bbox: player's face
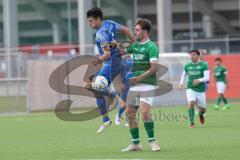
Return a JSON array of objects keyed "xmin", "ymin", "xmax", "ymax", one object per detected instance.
[
  {"xmin": 190, "ymin": 52, "xmax": 200, "ymax": 63},
  {"xmin": 87, "ymin": 17, "xmax": 101, "ymax": 29},
  {"xmin": 134, "ymin": 25, "xmax": 144, "ymax": 41},
  {"xmin": 215, "ymin": 60, "xmax": 221, "ymax": 66}
]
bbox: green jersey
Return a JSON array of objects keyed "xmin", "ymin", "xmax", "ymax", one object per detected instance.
[
  {"xmin": 127, "ymin": 40, "xmax": 159, "ymax": 85},
  {"xmin": 214, "ymin": 65, "xmax": 227, "ymax": 83},
  {"xmin": 184, "ymin": 61, "xmax": 209, "ymax": 92}
]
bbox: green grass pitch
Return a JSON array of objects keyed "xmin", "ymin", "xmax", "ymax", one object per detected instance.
[{"xmin": 0, "ymin": 104, "xmax": 239, "ymax": 160}]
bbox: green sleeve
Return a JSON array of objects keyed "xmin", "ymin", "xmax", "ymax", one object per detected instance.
[
  {"xmin": 184, "ymin": 64, "xmax": 188, "ymax": 73},
  {"xmin": 126, "ymin": 44, "xmax": 134, "ymax": 53},
  {"xmin": 223, "ymin": 67, "xmax": 227, "ymax": 75},
  {"xmin": 203, "ymin": 62, "xmax": 209, "ymax": 70},
  {"xmin": 148, "ymin": 43, "xmax": 159, "ymax": 61}
]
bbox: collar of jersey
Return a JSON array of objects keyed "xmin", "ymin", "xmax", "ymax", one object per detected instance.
[
  {"xmin": 138, "ymin": 39, "xmax": 150, "ymax": 45},
  {"xmin": 191, "ymin": 60, "xmax": 200, "ymax": 64}
]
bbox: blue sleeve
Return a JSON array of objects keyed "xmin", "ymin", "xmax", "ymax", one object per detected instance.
[
  {"xmin": 108, "ymin": 20, "xmax": 124, "ymax": 32},
  {"xmin": 96, "ymin": 30, "xmax": 113, "ymax": 44}
]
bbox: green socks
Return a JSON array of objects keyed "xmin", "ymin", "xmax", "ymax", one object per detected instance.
[
  {"xmin": 130, "ymin": 128, "xmax": 140, "ymax": 144},
  {"xmin": 130, "ymin": 122, "xmax": 156, "ymax": 144},
  {"xmin": 222, "ymin": 97, "xmax": 228, "ymax": 104},
  {"xmin": 217, "ymin": 96, "xmax": 228, "ymax": 105},
  {"xmin": 217, "ymin": 97, "xmax": 222, "ymax": 106},
  {"xmin": 188, "ymin": 108, "xmax": 195, "ymax": 124},
  {"xmin": 144, "ymin": 121, "xmax": 155, "ymax": 142},
  {"xmin": 199, "ymin": 109, "xmax": 205, "ymax": 116}
]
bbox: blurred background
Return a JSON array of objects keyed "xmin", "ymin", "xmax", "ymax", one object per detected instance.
[{"xmin": 0, "ymin": 0, "xmax": 239, "ymax": 114}]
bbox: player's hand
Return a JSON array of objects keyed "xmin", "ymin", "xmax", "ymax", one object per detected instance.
[
  {"xmin": 193, "ymin": 79, "xmax": 200, "ymax": 86},
  {"xmin": 91, "ymin": 59, "xmax": 102, "ymax": 66},
  {"xmin": 119, "ymin": 48, "xmax": 126, "ymax": 55},
  {"xmin": 178, "ymin": 84, "xmax": 184, "ymax": 90},
  {"xmin": 129, "ymin": 77, "xmax": 140, "ymax": 86}
]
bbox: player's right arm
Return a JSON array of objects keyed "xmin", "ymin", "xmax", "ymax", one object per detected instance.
[
  {"xmin": 178, "ymin": 70, "xmax": 187, "ymax": 89},
  {"xmin": 91, "ymin": 31, "xmax": 112, "ymax": 66}
]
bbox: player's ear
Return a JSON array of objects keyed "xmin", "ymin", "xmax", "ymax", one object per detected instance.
[{"xmin": 143, "ymin": 30, "xmax": 148, "ymax": 35}]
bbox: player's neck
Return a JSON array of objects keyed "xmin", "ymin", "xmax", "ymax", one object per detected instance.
[
  {"xmin": 96, "ymin": 21, "xmax": 103, "ymax": 29},
  {"xmin": 192, "ymin": 60, "xmax": 200, "ymax": 64},
  {"xmin": 139, "ymin": 35, "xmax": 150, "ymax": 43}
]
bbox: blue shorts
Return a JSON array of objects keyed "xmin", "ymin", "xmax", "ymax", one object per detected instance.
[{"xmin": 96, "ymin": 62, "xmax": 122, "ymax": 85}]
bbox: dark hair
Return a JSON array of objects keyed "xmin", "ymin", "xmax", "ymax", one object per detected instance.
[
  {"xmin": 189, "ymin": 49, "xmax": 200, "ymax": 55},
  {"xmin": 87, "ymin": 7, "xmax": 103, "ymax": 20},
  {"xmin": 135, "ymin": 19, "xmax": 152, "ymax": 33},
  {"xmin": 215, "ymin": 57, "xmax": 222, "ymax": 62}
]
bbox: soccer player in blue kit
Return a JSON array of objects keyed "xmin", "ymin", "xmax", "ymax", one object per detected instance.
[
  {"xmin": 86, "ymin": 7, "xmax": 134, "ymax": 134},
  {"xmin": 115, "ymin": 55, "xmax": 133, "ymax": 127}
]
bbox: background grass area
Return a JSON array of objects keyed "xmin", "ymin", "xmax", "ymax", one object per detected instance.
[{"xmin": 0, "ymin": 104, "xmax": 239, "ymax": 160}]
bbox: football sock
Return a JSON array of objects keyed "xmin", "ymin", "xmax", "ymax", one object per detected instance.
[
  {"xmin": 144, "ymin": 121, "xmax": 155, "ymax": 142},
  {"xmin": 222, "ymin": 97, "xmax": 228, "ymax": 104},
  {"xmin": 117, "ymin": 105, "xmax": 125, "ymax": 118},
  {"xmin": 102, "ymin": 116, "xmax": 110, "ymax": 123},
  {"xmin": 199, "ymin": 110, "xmax": 205, "ymax": 116},
  {"xmin": 96, "ymin": 98, "xmax": 108, "ymax": 116},
  {"xmin": 188, "ymin": 108, "xmax": 195, "ymax": 124},
  {"xmin": 217, "ymin": 96, "xmax": 222, "ymax": 105},
  {"xmin": 130, "ymin": 128, "xmax": 140, "ymax": 144}
]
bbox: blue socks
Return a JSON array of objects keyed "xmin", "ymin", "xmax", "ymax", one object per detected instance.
[{"xmin": 117, "ymin": 105, "xmax": 125, "ymax": 118}]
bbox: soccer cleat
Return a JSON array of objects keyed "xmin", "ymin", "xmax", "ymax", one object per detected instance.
[
  {"xmin": 222, "ymin": 104, "xmax": 230, "ymax": 110},
  {"xmin": 96, "ymin": 120, "xmax": 112, "ymax": 134},
  {"xmin": 199, "ymin": 115, "xmax": 205, "ymax": 124},
  {"xmin": 189, "ymin": 123, "xmax": 195, "ymax": 129},
  {"xmin": 115, "ymin": 114, "xmax": 121, "ymax": 125},
  {"xmin": 150, "ymin": 141, "xmax": 160, "ymax": 151},
  {"xmin": 213, "ymin": 105, "xmax": 219, "ymax": 110},
  {"xmin": 121, "ymin": 143, "xmax": 143, "ymax": 152}
]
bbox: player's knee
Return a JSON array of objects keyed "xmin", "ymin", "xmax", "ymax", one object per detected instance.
[
  {"xmin": 126, "ymin": 107, "xmax": 137, "ymax": 121},
  {"xmin": 188, "ymin": 102, "xmax": 195, "ymax": 108}
]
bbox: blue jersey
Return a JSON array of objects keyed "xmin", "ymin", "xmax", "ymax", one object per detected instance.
[{"xmin": 95, "ymin": 20, "xmax": 123, "ymax": 84}]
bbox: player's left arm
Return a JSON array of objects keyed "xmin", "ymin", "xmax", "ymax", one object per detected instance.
[
  {"xmin": 130, "ymin": 61, "xmax": 158, "ymax": 86},
  {"xmin": 193, "ymin": 64, "xmax": 210, "ymax": 86},
  {"xmin": 224, "ymin": 67, "xmax": 229, "ymax": 88},
  {"xmin": 111, "ymin": 20, "xmax": 134, "ymax": 43}
]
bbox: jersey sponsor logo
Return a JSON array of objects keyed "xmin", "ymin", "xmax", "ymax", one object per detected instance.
[
  {"xmin": 215, "ymin": 72, "xmax": 221, "ymax": 76},
  {"xmin": 134, "ymin": 54, "xmax": 145, "ymax": 60},
  {"xmin": 188, "ymin": 71, "xmax": 202, "ymax": 76}
]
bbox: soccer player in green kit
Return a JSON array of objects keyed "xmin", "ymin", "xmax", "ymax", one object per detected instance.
[
  {"xmin": 121, "ymin": 19, "xmax": 160, "ymax": 152},
  {"xmin": 213, "ymin": 58, "xmax": 229, "ymax": 110},
  {"xmin": 179, "ymin": 50, "xmax": 210, "ymax": 128}
]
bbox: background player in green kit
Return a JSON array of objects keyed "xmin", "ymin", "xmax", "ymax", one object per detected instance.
[
  {"xmin": 179, "ymin": 50, "xmax": 210, "ymax": 128},
  {"xmin": 213, "ymin": 58, "xmax": 229, "ymax": 110},
  {"xmin": 121, "ymin": 19, "xmax": 160, "ymax": 152}
]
